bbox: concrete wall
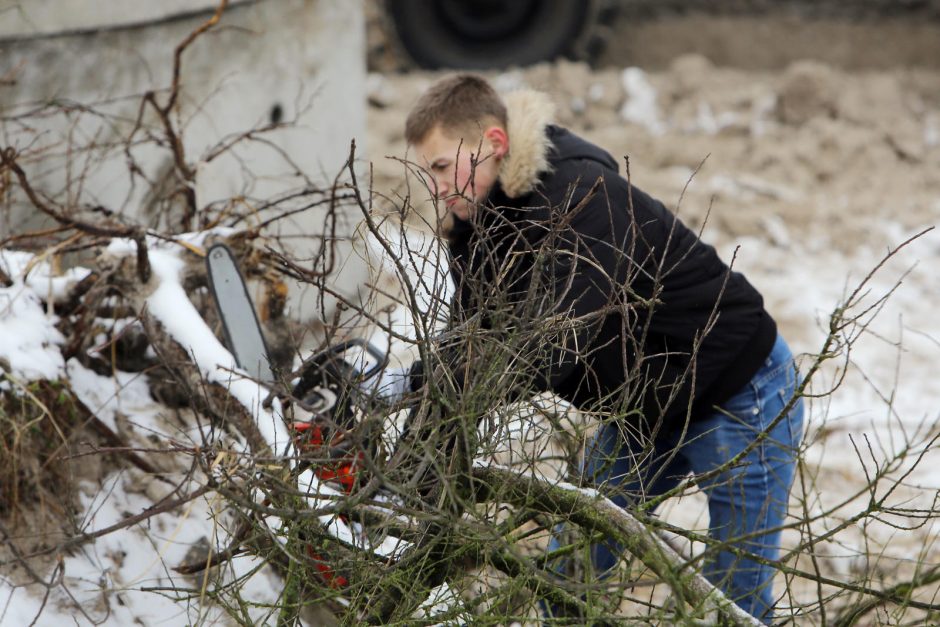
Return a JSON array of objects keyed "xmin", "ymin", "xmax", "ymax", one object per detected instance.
[
  {"xmin": 0, "ymin": 0, "xmax": 369, "ymax": 323},
  {"xmin": 0, "ymin": 0, "xmax": 234, "ymax": 38}
]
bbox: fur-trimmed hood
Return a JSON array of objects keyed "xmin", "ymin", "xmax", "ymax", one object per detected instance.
[{"xmin": 498, "ymin": 90, "xmax": 556, "ymax": 198}]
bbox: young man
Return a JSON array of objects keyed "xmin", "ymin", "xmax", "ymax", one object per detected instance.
[{"xmin": 403, "ymin": 73, "xmax": 804, "ymax": 623}]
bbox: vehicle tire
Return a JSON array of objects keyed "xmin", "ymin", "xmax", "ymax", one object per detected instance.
[{"xmin": 384, "ymin": 0, "xmax": 607, "ymax": 69}]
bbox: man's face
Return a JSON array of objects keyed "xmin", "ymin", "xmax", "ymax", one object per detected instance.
[{"xmin": 413, "ymin": 124, "xmax": 507, "ymax": 222}]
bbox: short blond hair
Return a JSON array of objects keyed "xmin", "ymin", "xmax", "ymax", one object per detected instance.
[{"xmin": 405, "ymin": 74, "xmax": 508, "ymax": 145}]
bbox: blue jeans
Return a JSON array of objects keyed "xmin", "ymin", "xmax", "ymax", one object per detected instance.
[{"xmin": 577, "ymin": 334, "xmax": 804, "ymax": 623}]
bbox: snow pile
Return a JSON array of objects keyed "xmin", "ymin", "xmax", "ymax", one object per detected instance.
[{"xmin": 0, "ymin": 250, "xmax": 89, "ymax": 382}]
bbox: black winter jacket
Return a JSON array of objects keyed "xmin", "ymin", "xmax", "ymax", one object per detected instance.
[{"xmin": 440, "ymin": 112, "xmax": 776, "ymax": 436}]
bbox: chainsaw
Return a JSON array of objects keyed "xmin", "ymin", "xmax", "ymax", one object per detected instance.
[{"xmin": 205, "ymin": 243, "xmax": 391, "ymax": 588}]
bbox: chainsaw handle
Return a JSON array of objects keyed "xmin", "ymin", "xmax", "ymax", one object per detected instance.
[
  {"xmin": 290, "ymin": 338, "xmax": 391, "ymax": 418},
  {"xmin": 317, "ymin": 338, "xmax": 389, "ymax": 381}
]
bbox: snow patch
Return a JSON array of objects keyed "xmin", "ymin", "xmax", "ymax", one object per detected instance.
[
  {"xmin": 66, "ymin": 359, "xmax": 160, "ymax": 434},
  {"xmin": 619, "ymin": 67, "xmax": 666, "ymax": 135},
  {"xmin": 0, "ymin": 250, "xmax": 67, "ymax": 381},
  {"xmin": 925, "ymin": 113, "xmax": 939, "ymax": 147}
]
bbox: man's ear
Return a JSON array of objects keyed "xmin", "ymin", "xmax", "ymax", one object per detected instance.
[{"xmin": 483, "ymin": 126, "xmax": 509, "ymax": 159}]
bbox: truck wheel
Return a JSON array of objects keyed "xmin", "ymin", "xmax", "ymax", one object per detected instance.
[{"xmin": 385, "ymin": 0, "xmax": 606, "ymax": 69}]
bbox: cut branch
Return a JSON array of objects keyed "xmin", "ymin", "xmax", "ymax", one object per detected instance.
[{"xmin": 472, "ymin": 464, "xmax": 764, "ymax": 626}]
